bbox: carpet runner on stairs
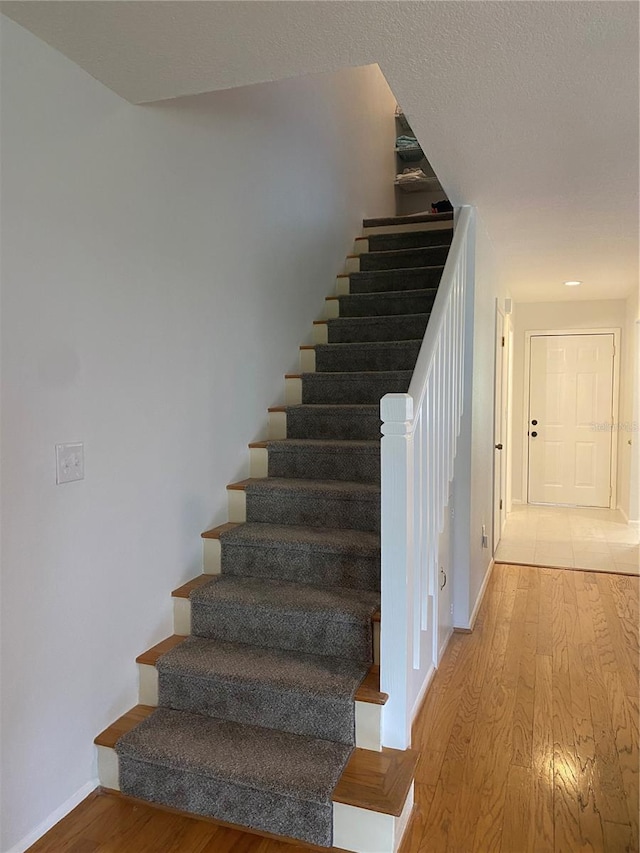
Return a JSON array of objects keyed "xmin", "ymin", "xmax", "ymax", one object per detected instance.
[{"xmin": 113, "ymin": 221, "xmax": 453, "ymax": 847}]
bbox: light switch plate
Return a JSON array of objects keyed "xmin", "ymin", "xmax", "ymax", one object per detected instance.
[{"xmin": 56, "ymin": 442, "xmax": 84, "ymax": 484}]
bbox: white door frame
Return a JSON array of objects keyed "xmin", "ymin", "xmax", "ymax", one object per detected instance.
[
  {"xmin": 492, "ymin": 305, "xmax": 507, "ymax": 552},
  {"xmin": 522, "ymin": 327, "xmax": 621, "ymax": 508}
]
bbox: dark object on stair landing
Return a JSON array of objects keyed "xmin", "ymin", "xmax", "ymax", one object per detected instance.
[
  {"xmin": 431, "ymin": 199, "xmax": 453, "ymax": 213},
  {"xmin": 114, "ymin": 219, "xmax": 453, "ymax": 847}
]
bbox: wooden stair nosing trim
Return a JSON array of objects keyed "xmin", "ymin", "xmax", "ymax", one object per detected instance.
[
  {"xmin": 248, "ymin": 440, "xmax": 269, "ymax": 449},
  {"xmin": 136, "ymin": 635, "xmax": 186, "ymax": 666},
  {"xmin": 356, "ymin": 665, "xmax": 388, "ymax": 705},
  {"xmin": 171, "ymin": 575, "xmax": 212, "ymax": 598},
  {"xmin": 313, "ymin": 320, "xmax": 329, "ymax": 325},
  {"xmin": 268, "ymin": 405, "xmax": 287, "ymax": 413},
  {"xmin": 226, "ymin": 478, "xmax": 254, "ymax": 491},
  {"xmin": 333, "ymin": 746, "xmax": 419, "ymax": 816},
  {"xmin": 299, "ymin": 345, "xmax": 314, "ymax": 350},
  {"xmin": 325, "ymin": 296, "xmax": 339, "ymax": 302},
  {"xmin": 284, "ymin": 373, "xmax": 302, "ymax": 379},
  {"xmin": 94, "ymin": 705, "xmax": 155, "ymax": 748},
  {"xmin": 95, "ymin": 707, "xmax": 415, "ymax": 817},
  {"xmin": 201, "ymin": 522, "xmax": 241, "ymax": 540},
  {"xmin": 98, "ymin": 788, "xmax": 354, "ymax": 853}
]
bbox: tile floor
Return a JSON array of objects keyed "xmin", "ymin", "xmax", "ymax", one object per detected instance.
[{"xmin": 494, "ymin": 503, "xmax": 639, "ymax": 575}]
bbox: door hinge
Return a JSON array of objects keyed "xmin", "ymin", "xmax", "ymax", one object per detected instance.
[
  {"xmin": 501, "ymin": 336, "xmax": 505, "ymax": 347},
  {"xmin": 499, "ymin": 498, "xmax": 503, "ymax": 510}
]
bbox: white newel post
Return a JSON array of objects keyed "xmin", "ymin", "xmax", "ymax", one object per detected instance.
[{"xmin": 380, "ymin": 392, "xmax": 414, "ymax": 750}]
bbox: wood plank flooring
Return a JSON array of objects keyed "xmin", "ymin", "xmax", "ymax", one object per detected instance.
[{"xmin": 27, "ymin": 564, "xmax": 639, "ymax": 853}]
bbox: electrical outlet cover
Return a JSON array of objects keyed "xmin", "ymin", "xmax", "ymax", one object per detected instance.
[{"xmin": 56, "ymin": 443, "xmax": 84, "ymax": 484}]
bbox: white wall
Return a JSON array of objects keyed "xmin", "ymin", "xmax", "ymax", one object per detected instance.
[
  {"xmin": 510, "ymin": 299, "xmax": 630, "ymax": 507},
  {"xmin": 454, "ymin": 224, "xmax": 510, "ymax": 627},
  {"xmin": 0, "ymin": 19, "xmax": 397, "ymax": 851}
]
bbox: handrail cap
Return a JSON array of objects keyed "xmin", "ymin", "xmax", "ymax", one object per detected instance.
[{"xmin": 381, "ymin": 393, "xmax": 413, "ymax": 423}]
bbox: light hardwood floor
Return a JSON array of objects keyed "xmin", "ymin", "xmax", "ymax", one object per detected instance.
[{"xmin": 28, "ymin": 564, "xmax": 639, "ymax": 853}]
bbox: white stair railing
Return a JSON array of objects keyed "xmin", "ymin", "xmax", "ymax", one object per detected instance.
[{"xmin": 380, "ymin": 205, "xmax": 475, "ymax": 750}]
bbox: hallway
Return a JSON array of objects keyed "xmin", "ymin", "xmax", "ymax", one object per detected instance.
[
  {"xmin": 27, "ymin": 563, "xmax": 639, "ymax": 852},
  {"xmin": 495, "ymin": 505, "xmax": 639, "ymax": 575}
]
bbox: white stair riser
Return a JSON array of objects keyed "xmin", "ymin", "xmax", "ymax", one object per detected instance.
[
  {"xmin": 96, "ymin": 749, "xmax": 411, "ymax": 852},
  {"xmin": 335, "ymin": 276, "xmax": 350, "ymax": 295},
  {"xmin": 353, "ymin": 239, "xmax": 368, "ymax": 255},
  {"xmin": 137, "ymin": 663, "xmax": 382, "ymax": 751},
  {"xmin": 173, "ymin": 598, "xmax": 380, "ymax": 666},
  {"xmin": 333, "ymin": 784, "xmax": 414, "ymax": 853},
  {"xmin": 344, "ymin": 256, "xmax": 360, "ymax": 274},
  {"xmin": 299, "ymin": 348, "xmax": 315, "ymax": 372},
  {"xmin": 268, "ymin": 411, "xmax": 287, "ymax": 440},
  {"xmin": 173, "ymin": 597, "xmax": 191, "ymax": 635},
  {"xmin": 203, "ymin": 538, "xmax": 222, "ymax": 575},
  {"xmin": 362, "ymin": 219, "xmax": 453, "ymax": 235},
  {"xmin": 227, "ymin": 489, "xmax": 246, "ymax": 522},
  {"xmin": 285, "ymin": 376, "xmax": 302, "ymax": 405},
  {"xmin": 313, "ymin": 324, "xmax": 329, "ymax": 344},
  {"xmin": 249, "ymin": 447, "xmax": 269, "ymax": 479},
  {"xmin": 322, "ymin": 299, "xmax": 340, "ymax": 320},
  {"xmin": 97, "ymin": 746, "xmax": 120, "ymax": 791}
]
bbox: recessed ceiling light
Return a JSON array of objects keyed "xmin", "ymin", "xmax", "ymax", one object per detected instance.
[{"xmin": 564, "ymin": 280, "xmax": 582, "ymax": 287}]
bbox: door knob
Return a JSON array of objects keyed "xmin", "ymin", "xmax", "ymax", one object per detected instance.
[
  {"xmin": 531, "ymin": 431, "xmax": 538, "ymax": 438},
  {"xmin": 495, "ymin": 443, "xmax": 503, "ymax": 450}
]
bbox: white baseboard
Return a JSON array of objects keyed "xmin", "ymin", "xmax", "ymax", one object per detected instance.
[
  {"xmin": 454, "ymin": 559, "xmax": 495, "ymax": 633},
  {"xmin": 618, "ymin": 507, "xmax": 640, "ymax": 529},
  {"xmin": 410, "ymin": 663, "xmax": 436, "ymax": 724},
  {"xmin": 5, "ymin": 779, "xmax": 98, "ymax": 853}
]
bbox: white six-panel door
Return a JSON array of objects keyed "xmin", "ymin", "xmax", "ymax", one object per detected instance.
[{"xmin": 528, "ymin": 333, "xmax": 615, "ymax": 507}]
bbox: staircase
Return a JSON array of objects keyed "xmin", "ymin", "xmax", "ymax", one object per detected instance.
[{"xmin": 95, "ymin": 211, "xmax": 454, "ymax": 851}]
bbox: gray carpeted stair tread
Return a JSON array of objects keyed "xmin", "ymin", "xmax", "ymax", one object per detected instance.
[
  {"xmin": 157, "ymin": 636, "xmax": 367, "ymax": 743},
  {"xmin": 358, "ymin": 244, "xmax": 449, "ymax": 271},
  {"xmin": 191, "ymin": 575, "xmax": 379, "ymax": 625},
  {"xmin": 325, "ymin": 313, "xmax": 430, "ymax": 343},
  {"xmin": 314, "ymin": 340, "xmax": 421, "ymax": 373},
  {"xmin": 156, "ymin": 637, "xmax": 368, "ymax": 698},
  {"xmin": 115, "ymin": 707, "xmax": 350, "ymax": 845},
  {"xmin": 219, "ymin": 521, "xmax": 380, "ymax": 591},
  {"xmin": 246, "ymin": 476, "xmax": 380, "ymax": 500},
  {"xmin": 284, "ymin": 404, "xmax": 381, "ymax": 440},
  {"xmin": 302, "ymin": 370, "xmax": 411, "ymax": 405},
  {"xmin": 366, "ymin": 228, "xmax": 454, "ymax": 252},
  {"xmin": 158, "ymin": 636, "xmax": 368, "ymax": 700},
  {"xmin": 335, "ymin": 288, "xmax": 437, "ymax": 317},
  {"xmin": 220, "ymin": 520, "xmax": 380, "ymax": 556},
  {"xmin": 363, "ymin": 211, "xmax": 453, "ymax": 227},
  {"xmin": 266, "ymin": 438, "xmax": 379, "ymax": 451},
  {"xmin": 347, "ymin": 266, "xmax": 443, "ymax": 294},
  {"xmin": 190, "ymin": 576, "xmax": 379, "ymax": 661},
  {"xmin": 244, "ymin": 476, "xmax": 380, "ymax": 532},
  {"xmin": 189, "ymin": 575, "xmax": 380, "ymax": 622},
  {"xmin": 265, "ymin": 438, "xmax": 379, "ymax": 483}
]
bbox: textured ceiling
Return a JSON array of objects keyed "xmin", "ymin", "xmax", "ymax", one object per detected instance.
[{"xmin": 2, "ymin": 1, "xmax": 638, "ymax": 303}]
